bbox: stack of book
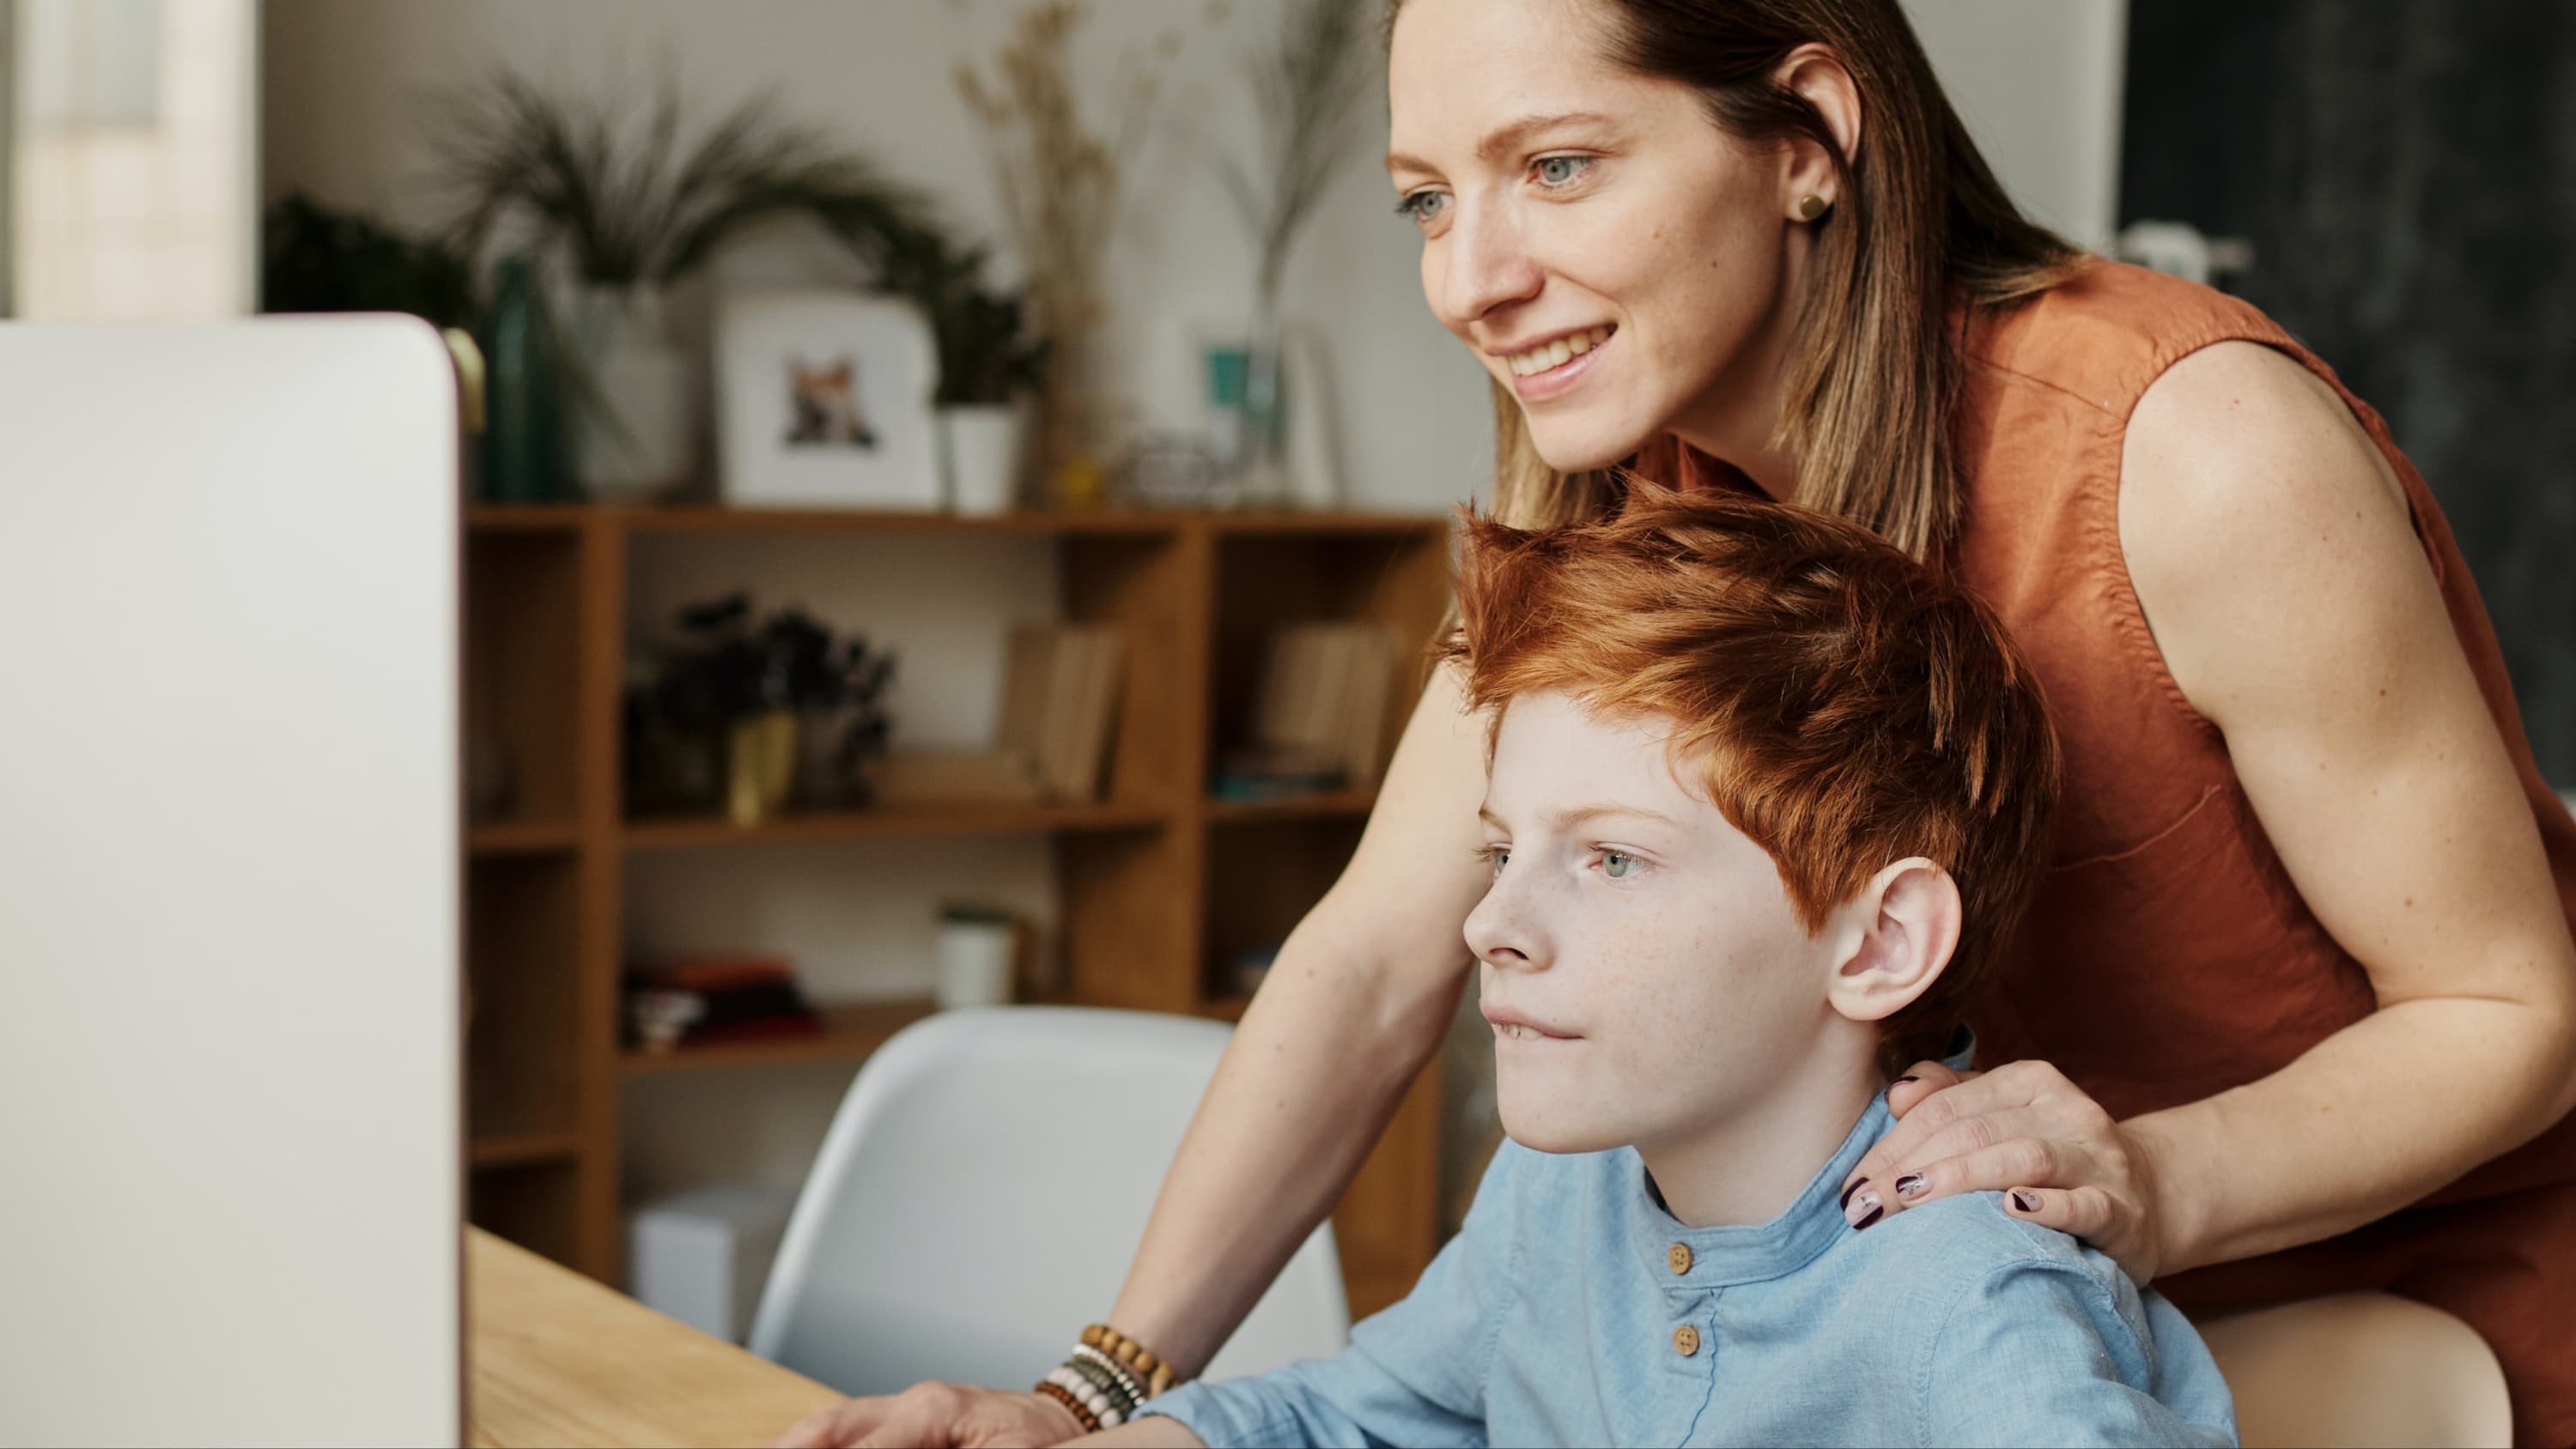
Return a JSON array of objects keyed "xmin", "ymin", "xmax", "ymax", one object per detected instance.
[
  {"xmin": 870, "ymin": 624, "xmax": 1128, "ymax": 808},
  {"xmin": 1212, "ymin": 623, "xmax": 1400, "ymax": 802},
  {"xmin": 624, "ymin": 952, "xmax": 821, "ymax": 1054}
]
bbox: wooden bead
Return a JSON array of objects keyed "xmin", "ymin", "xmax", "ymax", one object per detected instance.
[
  {"xmin": 1034, "ymin": 1379, "xmax": 1098, "ymax": 1434},
  {"xmin": 1076, "ymin": 1322, "xmax": 1182, "ymax": 1401}
]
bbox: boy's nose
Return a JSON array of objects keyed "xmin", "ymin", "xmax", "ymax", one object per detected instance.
[{"xmin": 1463, "ymin": 885, "xmax": 1546, "ymax": 972}]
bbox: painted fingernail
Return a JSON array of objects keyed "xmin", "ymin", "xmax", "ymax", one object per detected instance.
[
  {"xmin": 1844, "ymin": 1187, "xmax": 1883, "ymax": 1229},
  {"xmin": 1891, "ymin": 1076, "xmax": 1920, "ymax": 1088},
  {"xmin": 1839, "ymin": 1178, "xmax": 1868, "ymax": 1210},
  {"xmin": 2010, "ymin": 1189, "xmax": 2042, "ymax": 1213},
  {"xmin": 1894, "ymin": 1173, "xmax": 1928, "ymax": 1201}
]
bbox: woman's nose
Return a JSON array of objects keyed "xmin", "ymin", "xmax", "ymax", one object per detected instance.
[{"xmin": 1434, "ymin": 203, "xmax": 1544, "ymax": 330}]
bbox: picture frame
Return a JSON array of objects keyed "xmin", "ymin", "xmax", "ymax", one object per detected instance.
[{"xmin": 715, "ymin": 288, "xmax": 942, "ymax": 510}]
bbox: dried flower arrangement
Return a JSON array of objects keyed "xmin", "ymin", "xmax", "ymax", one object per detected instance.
[
  {"xmin": 1218, "ymin": 0, "xmax": 1376, "ymax": 316},
  {"xmin": 952, "ymin": 2, "xmax": 1201, "ymax": 503}
]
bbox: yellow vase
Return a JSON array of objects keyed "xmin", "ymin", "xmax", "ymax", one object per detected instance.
[{"xmin": 726, "ymin": 711, "xmax": 799, "ymax": 827}]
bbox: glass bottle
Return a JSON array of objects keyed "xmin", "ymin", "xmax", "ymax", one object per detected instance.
[{"xmin": 478, "ymin": 254, "xmax": 567, "ymax": 504}]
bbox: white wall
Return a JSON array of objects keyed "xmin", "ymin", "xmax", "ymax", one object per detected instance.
[
  {"xmin": 1905, "ymin": 0, "xmax": 2128, "ymax": 249},
  {"xmin": 259, "ymin": 0, "xmax": 2123, "ymax": 1207}
]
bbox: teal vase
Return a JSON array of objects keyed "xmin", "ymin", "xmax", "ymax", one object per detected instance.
[{"xmin": 479, "ymin": 255, "xmax": 568, "ymax": 504}]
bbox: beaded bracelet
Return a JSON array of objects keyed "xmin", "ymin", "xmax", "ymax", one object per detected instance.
[
  {"xmin": 1033, "ymin": 1378, "xmax": 1097, "ymax": 1434},
  {"xmin": 1035, "ymin": 1373, "xmax": 1109, "ymax": 1432},
  {"xmin": 1072, "ymin": 1343, "xmax": 1150, "ymax": 1410},
  {"xmin": 1066, "ymin": 1349, "xmax": 1133, "ymax": 1399},
  {"xmin": 1081, "ymin": 1321, "xmax": 1178, "ymax": 1397}
]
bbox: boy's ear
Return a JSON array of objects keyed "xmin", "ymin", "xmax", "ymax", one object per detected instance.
[{"xmin": 1825, "ymin": 858, "xmax": 1960, "ymax": 1024}]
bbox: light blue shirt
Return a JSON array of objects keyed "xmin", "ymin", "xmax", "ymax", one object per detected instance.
[{"xmin": 1144, "ymin": 1085, "xmax": 2236, "ymax": 1448}]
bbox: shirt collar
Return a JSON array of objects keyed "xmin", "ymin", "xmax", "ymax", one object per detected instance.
[{"xmin": 1625, "ymin": 1030, "xmax": 1977, "ymax": 1289}]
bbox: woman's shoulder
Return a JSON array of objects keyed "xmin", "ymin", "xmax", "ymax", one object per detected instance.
[{"xmin": 1961, "ymin": 259, "xmax": 2294, "ymax": 423}]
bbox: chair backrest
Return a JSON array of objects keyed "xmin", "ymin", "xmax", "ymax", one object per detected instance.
[
  {"xmin": 2195, "ymin": 1290, "xmax": 2512, "ymax": 1449},
  {"xmin": 748, "ymin": 1007, "xmax": 1351, "ymax": 1396}
]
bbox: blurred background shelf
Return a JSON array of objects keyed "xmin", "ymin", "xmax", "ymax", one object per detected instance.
[
  {"xmin": 622, "ymin": 800, "xmax": 1173, "ymax": 850},
  {"xmin": 1195, "ymin": 995, "xmax": 1254, "ymax": 1022},
  {"xmin": 1204, "ymin": 789, "xmax": 1376, "ymax": 822},
  {"xmin": 468, "ymin": 820, "xmax": 581, "ymax": 856},
  {"xmin": 619, "ymin": 999, "xmax": 939, "ymax": 1077},
  {"xmin": 463, "ymin": 502, "xmax": 1452, "ymax": 1314},
  {"xmin": 470, "ymin": 1130, "xmax": 584, "ymax": 1168}
]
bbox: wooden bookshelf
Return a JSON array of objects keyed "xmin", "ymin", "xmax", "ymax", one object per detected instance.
[
  {"xmin": 622, "ymin": 799, "xmax": 1171, "ymax": 850},
  {"xmin": 619, "ymin": 999, "xmax": 941, "ymax": 1076},
  {"xmin": 462, "ymin": 503, "xmax": 1455, "ymax": 1319},
  {"xmin": 1203, "ymin": 788, "xmax": 1378, "ymax": 822},
  {"xmin": 471, "ymin": 1129, "xmax": 585, "ymax": 1167}
]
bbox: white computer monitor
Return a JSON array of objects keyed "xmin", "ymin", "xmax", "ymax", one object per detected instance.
[{"xmin": 0, "ymin": 317, "xmax": 464, "ymax": 1446}]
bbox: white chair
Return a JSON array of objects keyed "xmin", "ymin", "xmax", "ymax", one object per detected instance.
[
  {"xmin": 748, "ymin": 1006, "xmax": 1352, "ymax": 1397},
  {"xmin": 2196, "ymin": 1292, "xmax": 2512, "ymax": 1448}
]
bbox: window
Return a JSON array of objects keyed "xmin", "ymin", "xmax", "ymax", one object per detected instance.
[{"xmin": 8, "ymin": 0, "xmax": 255, "ymax": 319}]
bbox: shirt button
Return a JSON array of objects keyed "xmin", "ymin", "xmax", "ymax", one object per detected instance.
[
  {"xmin": 1672, "ymin": 1325, "xmax": 1700, "ymax": 1357},
  {"xmin": 1667, "ymin": 1243, "xmax": 1692, "ymax": 1275}
]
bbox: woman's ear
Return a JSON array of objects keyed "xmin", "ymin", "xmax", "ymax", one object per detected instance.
[
  {"xmin": 1774, "ymin": 43, "xmax": 1862, "ymax": 218},
  {"xmin": 1825, "ymin": 858, "xmax": 1959, "ymax": 1024}
]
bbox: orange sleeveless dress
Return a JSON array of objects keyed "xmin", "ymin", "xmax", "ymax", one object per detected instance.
[{"xmin": 1652, "ymin": 260, "xmax": 2576, "ymax": 1446}]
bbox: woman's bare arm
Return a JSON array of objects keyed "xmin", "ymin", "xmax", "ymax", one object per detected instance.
[
  {"xmin": 1840, "ymin": 340, "xmax": 2576, "ymax": 1282},
  {"xmin": 1109, "ymin": 658, "xmax": 1495, "ymax": 1372},
  {"xmin": 2117, "ymin": 341, "xmax": 2576, "ymax": 1270}
]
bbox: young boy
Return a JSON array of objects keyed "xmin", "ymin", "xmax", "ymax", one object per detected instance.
[{"xmin": 1093, "ymin": 484, "xmax": 2237, "ymax": 1447}]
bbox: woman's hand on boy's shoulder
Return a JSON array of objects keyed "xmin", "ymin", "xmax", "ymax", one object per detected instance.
[{"xmin": 1834, "ymin": 1059, "xmax": 2171, "ymax": 1284}]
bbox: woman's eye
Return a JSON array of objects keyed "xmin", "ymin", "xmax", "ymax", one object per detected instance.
[
  {"xmin": 1533, "ymin": 155, "xmax": 1593, "ymax": 188},
  {"xmin": 1394, "ymin": 190, "xmax": 1449, "ymax": 227},
  {"xmin": 1601, "ymin": 850, "xmax": 1637, "ymax": 879},
  {"xmin": 1478, "ymin": 844, "xmax": 1510, "ymax": 876}
]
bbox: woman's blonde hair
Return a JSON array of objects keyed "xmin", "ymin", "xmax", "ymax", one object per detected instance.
[{"xmin": 1395, "ymin": 0, "xmax": 2088, "ymax": 558}]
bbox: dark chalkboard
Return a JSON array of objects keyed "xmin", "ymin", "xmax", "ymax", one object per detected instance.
[{"xmin": 2121, "ymin": 0, "xmax": 2576, "ymax": 782}]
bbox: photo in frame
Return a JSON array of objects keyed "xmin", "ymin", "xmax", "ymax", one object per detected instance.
[{"xmin": 715, "ymin": 289, "xmax": 941, "ymax": 510}]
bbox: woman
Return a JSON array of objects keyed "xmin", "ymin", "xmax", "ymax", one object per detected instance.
[{"xmin": 785, "ymin": 1, "xmax": 2576, "ymax": 1443}]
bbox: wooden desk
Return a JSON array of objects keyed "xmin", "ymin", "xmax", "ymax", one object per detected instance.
[{"xmin": 469, "ymin": 1228, "xmax": 842, "ymax": 1448}]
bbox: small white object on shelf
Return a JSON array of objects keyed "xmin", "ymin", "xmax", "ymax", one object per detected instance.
[
  {"xmin": 939, "ymin": 402, "xmax": 1026, "ymax": 514},
  {"xmin": 935, "ymin": 908, "xmax": 1018, "ymax": 1010},
  {"xmin": 627, "ymin": 1180, "xmax": 798, "ymax": 1343},
  {"xmin": 715, "ymin": 288, "xmax": 940, "ymax": 510}
]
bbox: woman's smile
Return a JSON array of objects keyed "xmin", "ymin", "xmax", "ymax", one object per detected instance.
[{"xmin": 1501, "ymin": 324, "xmax": 1616, "ymax": 402}]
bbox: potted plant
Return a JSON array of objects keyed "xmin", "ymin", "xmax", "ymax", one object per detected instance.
[
  {"xmin": 625, "ymin": 594, "xmax": 896, "ymax": 826},
  {"xmin": 428, "ymin": 70, "xmax": 946, "ymax": 506},
  {"xmin": 910, "ymin": 246, "xmax": 1049, "ymax": 514}
]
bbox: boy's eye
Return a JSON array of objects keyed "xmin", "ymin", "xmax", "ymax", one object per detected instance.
[{"xmin": 1601, "ymin": 850, "xmax": 1637, "ymax": 879}]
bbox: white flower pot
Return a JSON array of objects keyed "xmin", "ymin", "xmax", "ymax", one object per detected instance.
[
  {"xmin": 939, "ymin": 403, "xmax": 1026, "ymax": 515},
  {"xmin": 570, "ymin": 283, "xmax": 694, "ymax": 505}
]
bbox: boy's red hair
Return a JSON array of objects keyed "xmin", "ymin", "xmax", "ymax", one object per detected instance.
[{"xmin": 1442, "ymin": 481, "xmax": 2061, "ymax": 1072}]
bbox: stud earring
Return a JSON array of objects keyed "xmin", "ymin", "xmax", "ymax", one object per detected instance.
[{"xmin": 1798, "ymin": 194, "xmax": 1831, "ymax": 221}]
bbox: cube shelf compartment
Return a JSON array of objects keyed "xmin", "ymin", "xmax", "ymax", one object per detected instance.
[{"xmin": 464, "ymin": 504, "xmax": 1453, "ymax": 1317}]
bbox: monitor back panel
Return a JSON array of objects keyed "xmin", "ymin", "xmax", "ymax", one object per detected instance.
[{"xmin": 0, "ymin": 318, "xmax": 464, "ymax": 1446}]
